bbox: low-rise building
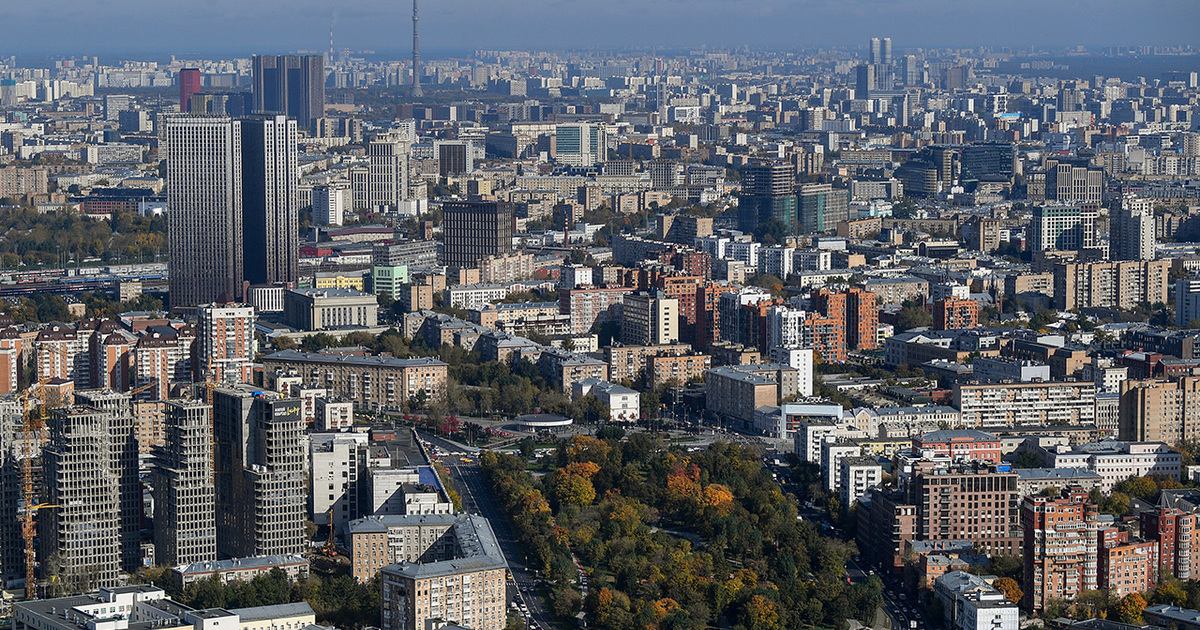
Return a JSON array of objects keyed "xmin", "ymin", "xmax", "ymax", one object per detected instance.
[
  {"xmin": 572, "ymin": 378, "xmax": 641, "ymax": 422},
  {"xmin": 1047, "ymin": 440, "xmax": 1181, "ymax": 492},
  {"xmin": 934, "ymin": 571, "xmax": 1019, "ymax": 630},
  {"xmin": 263, "ymin": 351, "xmax": 448, "ymax": 411},
  {"xmin": 171, "ymin": 554, "xmax": 310, "ymax": 588},
  {"xmin": 284, "ymin": 288, "xmax": 378, "ymax": 331}
]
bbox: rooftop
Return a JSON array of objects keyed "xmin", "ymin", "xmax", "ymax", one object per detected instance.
[{"xmin": 265, "ymin": 350, "xmax": 447, "ymax": 369}]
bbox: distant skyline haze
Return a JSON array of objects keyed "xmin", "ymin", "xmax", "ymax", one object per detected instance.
[{"xmin": 2, "ymin": 0, "xmax": 1199, "ymax": 57}]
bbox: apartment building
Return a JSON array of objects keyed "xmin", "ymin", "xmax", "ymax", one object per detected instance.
[
  {"xmin": 1021, "ymin": 489, "xmax": 1101, "ymax": 612},
  {"xmin": 262, "ymin": 350, "xmax": 448, "ymax": 410},
  {"xmin": 1053, "ymin": 260, "xmax": 1170, "ymax": 311},
  {"xmin": 953, "ymin": 381, "xmax": 1096, "ymax": 428},
  {"xmin": 213, "ymin": 386, "xmax": 305, "ymax": 558},
  {"xmin": 152, "ymin": 400, "xmax": 216, "ymax": 567}
]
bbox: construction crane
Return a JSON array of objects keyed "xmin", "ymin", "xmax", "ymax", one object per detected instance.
[{"xmin": 18, "ymin": 341, "xmax": 74, "ymax": 599}]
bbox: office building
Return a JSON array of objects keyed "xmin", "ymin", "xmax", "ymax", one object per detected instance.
[
  {"xmin": 240, "ymin": 115, "xmax": 298, "ymax": 286},
  {"xmin": 1046, "ymin": 440, "xmax": 1181, "ymax": 492},
  {"xmin": 441, "ymin": 201, "xmax": 514, "ymax": 269},
  {"xmin": 379, "ymin": 514, "xmax": 508, "ymax": 630},
  {"xmin": 1029, "ymin": 204, "xmax": 1099, "ymax": 254},
  {"xmin": 213, "ymin": 386, "xmax": 305, "ymax": 559},
  {"xmin": 798, "ymin": 183, "xmax": 849, "ymax": 234},
  {"xmin": 1022, "ymin": 489, "xmax": 1100, "ymax": 612},
  {"xmin": 152, "ymin": 400, "xmax": 216, "ymax": 567},
  {"xmin": 252, "ymin": 54, "xmax": 325, "ymax": 131},
  {"xmin": 312, "ymin": 184, "xmax": 351, "ymax": 226},
  {"xmin": 283, "ymin": 288, "xmax": 378, "ymax": 331},
  {"xmin": 196, "ymin": 303, "xmax": 256, "ymax": 384},
  {"xmin": 165, "ymin": 116, "xmax": 243, "ymax": 309},
  {"xmin": 1053, "ymin": 260, "xmax": 1170, "ymax": 311},
  {"xmin": 621, "ymin": 291, "xmax": 679, "ymax": 346},
  {"xmin": 1043, "ymin": 157, "xmax": 1104, "ymax": 205},
  {"xmin": 434, "ymin": 140, "xmax": 473, "ymax": 176},
  {"xmin": 178, "ymin": 68, "xmax": 202, "ymax": 113},
  {"xmin": 738, "ymin": 163, "xmax": 795, "ymax": 232},
  {"xmin": 554, "ymin": 123, "xmax": 605, "ymax": 166},
  {"xmin": 40, "ymin": 406, "xmax": 122, "ymax": 590}
]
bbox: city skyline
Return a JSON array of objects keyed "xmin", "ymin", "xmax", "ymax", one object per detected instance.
[{"xmin": 2, "ymin": 0, "xmax": 1199, "ymax": 56}]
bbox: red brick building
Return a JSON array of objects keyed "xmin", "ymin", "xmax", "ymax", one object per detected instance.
[{"xmin": 934, "ymin": 298, "xmax": 979, "ymax": 330}]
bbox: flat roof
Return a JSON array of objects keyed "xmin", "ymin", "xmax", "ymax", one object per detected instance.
[{"xmin": 265, "ymin": 350, "xmax": 447, "ymax": 369}]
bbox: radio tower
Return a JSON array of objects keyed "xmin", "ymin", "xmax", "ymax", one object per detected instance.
[{"xmin": 411, "ymin": 0, "xmax": 423, "ymax": 98}]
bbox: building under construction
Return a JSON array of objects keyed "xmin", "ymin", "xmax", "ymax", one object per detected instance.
[
  {"xmin": 152, "ymin": 400, "xmax": 216, "ymax": 567},
  {"xmin": 213, "ymin": 385, "xmax": 305, "ymax": 558}
]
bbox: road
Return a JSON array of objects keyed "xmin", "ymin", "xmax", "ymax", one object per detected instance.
[{"xmin": 440, "ymin": 449, "xmax": 561, "ymax": 630}]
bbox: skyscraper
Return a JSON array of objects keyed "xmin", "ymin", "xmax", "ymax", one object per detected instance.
[
  {"xmin": 166, "ymin": 116, "xmax": 243, "ymax": 309},
  {"xmin": 441, "ymin": 201, "xmax": 514, "ymax": 269},
  {"xmin": 251, "ymin": 55, "xmax": 325, "ymax": 131},
  {"xmin": 178, "ymin": 68, "xmax": 202, "ymax": 113},
  {"xmin": 153, "ymin": 400, "xmax": 216, "ymax": 566},
  {"xmin": 40, "ymin": 406, "xmax": 121, "ymax": 590},
  {"xmin": 737, "ymin": 163, "xmax": 795, "ymax": 233},
  {"xmin": 73, "ymin": 389, "xmax": 140, "ymax": 573},
  {"xmin": 213, "ymin": 386, "xmax": 305, "ymax": 558},
  {"xmin": 869, "ymin": 38, "xmax": 882, "ymax": 64},
  {"xmin": 367, "ymin": 129, "xmax": 413, "ymax": 212},
  {"xmin": 241, "ymin": 115, "xmax": 299, "ymax": 286}
]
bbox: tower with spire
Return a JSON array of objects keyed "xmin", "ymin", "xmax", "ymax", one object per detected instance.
[{"xmin": 411, "ymin": 0, "xmax": 423, "ymax": 98}]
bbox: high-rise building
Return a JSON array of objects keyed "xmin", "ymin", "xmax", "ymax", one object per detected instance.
[
  {"xmin": 1030, "ymin": 204, "xmax": 1099, "ymax": 254},
  {"xmin": 869, "ymin": 38, "xmax": 883, "ymax": 64},
  {"xmin": 435, "ymin": 140, "xmax": 472, "ymax": 176},
  {"xmin": 312, "ymin": 184, "xmax": 351, "ymax": 226},
  {"xmin": 0, "ymin": 400, "xmax": 24, "ymax": 585},
  {"xmin": 367, "ymin": 130, "xmax": 413, "ymax": 212},
  {"xmin": 1112, "ymin": 197, "xmax": 1157, "ymax": 262},
  {"xmin": 441, "ymin": 201, "xmax": 514, "ymax": 269},
  {"xmin": 1053, "ymin": 260, "xmax": 1169, "ymax": 311},
  {"xmin": 1044, "ymin": 157, "xmax": 1104, "ymax": 205},
  {"xmin": 1022, "ymin": 489, "xmax": 1100, "ymax": 612},
  {"xmin": 241, "ymin": 115, "xmax": 299, "ymax": 287},
  {"xmin": 213, "ymin": 386, "xmax": 305, "ymax": 558},
  {"xmin": 72, "ymin": 390, "xmax": 141, "ymax": 573},
  {"xmin": 178, "ymin": 69, "xmax": 202, "ymax": 114},
  {"xmin": 1177, "ymin": 276, "xmax": 1200, "ymax": 328},
  {"xmin": 166, "ymin": 116, "xmax": 243, "ymax": 309},
  {"xmin": 846, "ymin": 288, "xmax": 879, "ymax": 351},
  {"xmin": 196, "ymin": 303, "xmax": 256, "ymax": 384},
  {"xmin": 153, "ymin": 400, "xmax": 216, "ymax": 566},
  {"xmin": 798, "ymin": 183, "xmax": 849, "ymax": 234},
  {"xmin": 738, "ymin": 163, "xmax": 795, "ymax": 232},
  {"xmin": 310, "ymin": 433, "xmax": 368, "ymax": 535},
  {"xmin": 554, "ymin": 123, "xmax": 605, "ymax": 166},
  {"xmin": 621, "ymin": 291, "xmax": 679, "ymax": 346},
  {"xmin": 40, "ymin": 406, "xmax": 122, "ymax": 590},
  {"xmin": 251, "ymin": 54, "xmax": 325, "ymax": 131}
]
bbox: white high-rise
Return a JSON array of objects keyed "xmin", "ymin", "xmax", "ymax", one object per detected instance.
[
  {"xmin": 165, "ymin": 116, "xmax": 243, "ymax": 308},
  {"xmin": 1112, "ymin": 196, "xmax": 1156, "ymax": 261},
  {"xmin": 313, "ymin": 184, "xmax": 351, "ymax": 226},
  {"xmin": 367, "ymin": 130, "xmax": 412, "ymax": 212}
]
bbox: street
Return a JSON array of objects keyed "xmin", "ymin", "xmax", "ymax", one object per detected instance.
[{"xmin": 434, "ymin": 441, "xmax": 561, "ymax": 630}]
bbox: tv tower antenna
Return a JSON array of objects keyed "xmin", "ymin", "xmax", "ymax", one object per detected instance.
[{"xmin": 411, "ymin": 0, "xmax": 423, "ymax": 98}]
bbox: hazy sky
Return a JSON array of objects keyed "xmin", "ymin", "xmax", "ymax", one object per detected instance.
[{"xmin": 3, "ymin": 0, "xmax": 1199, "ymax": 58}]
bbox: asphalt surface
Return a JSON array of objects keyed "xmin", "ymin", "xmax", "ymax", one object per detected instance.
[{"xmin": 422, "ymin": 431, "xmax": 560, "ymax": 630}]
